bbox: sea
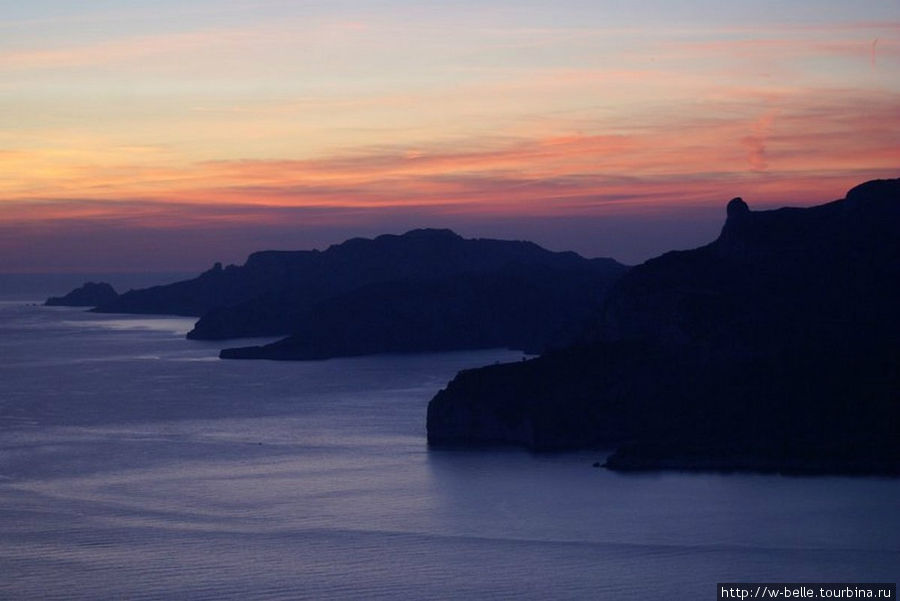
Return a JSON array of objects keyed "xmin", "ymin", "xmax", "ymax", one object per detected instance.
[{"xmin": 0, "ymin": 274, "xmax": 897, "ymax": 600}]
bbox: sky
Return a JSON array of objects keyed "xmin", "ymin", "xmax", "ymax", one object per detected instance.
[{"xmin": 1, "ymin": 0, "xmax": 898, "ymax": 272}]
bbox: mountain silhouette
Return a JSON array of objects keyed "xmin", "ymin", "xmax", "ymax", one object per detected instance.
[
  {"xmin": 86, "ymin": 229, "xmax": 626, "ymax": 358},
  {"xmin": 45, "ymin": 282, "xmax": 118, "ymax": 307},
  {"xmin": 427, "ymin": 179, "xmax": 900, "ymax": 474}
]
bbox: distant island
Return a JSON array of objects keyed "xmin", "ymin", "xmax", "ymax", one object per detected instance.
[
  {"xmin": 53, "ymin": 229, "xmax": 627, "ymax": 359},
  {"xmin": 427, "ymin": 179, "xmax": 900, "ymax": 475},
  {"xmin": 45, "ymin": 282, "xmax": 118, "ymax": 307}
]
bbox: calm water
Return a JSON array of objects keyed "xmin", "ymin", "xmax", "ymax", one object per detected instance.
[{"xmin": 0, "ymin": 286, "xmax": 897, "ymax": 600}]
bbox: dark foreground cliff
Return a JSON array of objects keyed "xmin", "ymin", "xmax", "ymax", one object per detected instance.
[
  {"xmin": 427, "ymin": 179, "xmax": 900, "ymax": 475},
  {"xmin": 84, "ymin": 228, "xmax": 626, "ymax": 359}
]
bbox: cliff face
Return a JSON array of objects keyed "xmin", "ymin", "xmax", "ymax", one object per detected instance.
[
  {"xmin": 427, "ymin": 179, "xmax": 900, "ymax": 474},
  {"xmin": 188, "ymin": 229, "xmax": 625, "ymax": 341},
  {"xmin": 599, "ymin": 179, "xmax": 899, "ymax": 353},
  {"xmin": 89, "ymin": 228, "xmax": 627, "ymax": 357},
  {"xmin": 220, "ymin": 263, "xmax": 613, "ymax": 360}
]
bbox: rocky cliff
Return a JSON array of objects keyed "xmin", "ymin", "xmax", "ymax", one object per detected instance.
[
  {"xmin": 427, "ymin": 179, "xmax": 900, "ymax": 474},
  {"xmin": 86, "ymin": 228, "xmax": 626, "ymax": 358},
  {"xmin": 220, "ymin": 263, "xmax": 613, "ymax": 360}
]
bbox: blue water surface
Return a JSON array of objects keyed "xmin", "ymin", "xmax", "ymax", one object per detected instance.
[{"xmin": 0, "ymin": 286, "xmax": 897, "ymax": 600}]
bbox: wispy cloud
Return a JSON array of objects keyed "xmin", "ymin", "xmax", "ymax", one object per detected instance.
[
  {"xmin": 4, "ymin": 85, "xmax": 897, "ymax": 227},
  {"xmin": 2, "ymin": 4, "xmax": 898, "ymax": 271},
  {"xmin": 0, "ymin": 30, "xmax": 249, "ymax": 71}
]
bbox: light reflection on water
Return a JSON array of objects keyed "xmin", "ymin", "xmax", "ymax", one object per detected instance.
[
  {"xmin": 0, "ymin": 302, "xmax": 898, "ymax": 601},
  {"xmin": 62, "ymin": 316, "xmax": 198, "ymax": 335}
]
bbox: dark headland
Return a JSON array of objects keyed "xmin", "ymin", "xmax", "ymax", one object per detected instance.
[
  {"xmin": 427, "ymin": 179, "xmax": 900, "ymax": 475},
  {"xmin": 46, "ymin": 179, "xmax": 899, "ymax": 474},
  {"xmin": 45, "ymin": 281, "xmax": 118, "ymax": 307},
  {"xmin": 81, "ymin": 229, "xmax": 627, "ymax": 359}
]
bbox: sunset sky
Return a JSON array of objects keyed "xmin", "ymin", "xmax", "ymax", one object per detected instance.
[{"xmin": 2, "ymin": 0, "xmax": 898, "ymax": 272}]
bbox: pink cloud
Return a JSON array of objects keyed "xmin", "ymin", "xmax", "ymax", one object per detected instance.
[
  {"xmin": 741, "ymin": 110, "xmax": 779, "ymax": 172},
  {"xmin": 3, "ymin": 87, "xmax": 897, "ymax": 232}
]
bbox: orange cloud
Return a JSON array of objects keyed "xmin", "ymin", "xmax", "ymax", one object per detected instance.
[
  {"xmin": 741, "ymin": 110, "xmax": 779, "ymax": 172},
  {"xmin": 2, "ymin": 87, "xmax": 897, "ymax": 229}
]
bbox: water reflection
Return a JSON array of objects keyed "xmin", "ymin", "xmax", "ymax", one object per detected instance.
[{"xmin": 63, "ymin": 316, "xmax": 198, "ymax": 335}]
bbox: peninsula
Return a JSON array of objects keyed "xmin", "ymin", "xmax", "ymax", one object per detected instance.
[
  {"xmin": 75, "ymin": 229, "xmax": 627, "ymax": 359},
  {"xmin": 427, "ymin": 179, "xmax": 900, "ymax": 475}
]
